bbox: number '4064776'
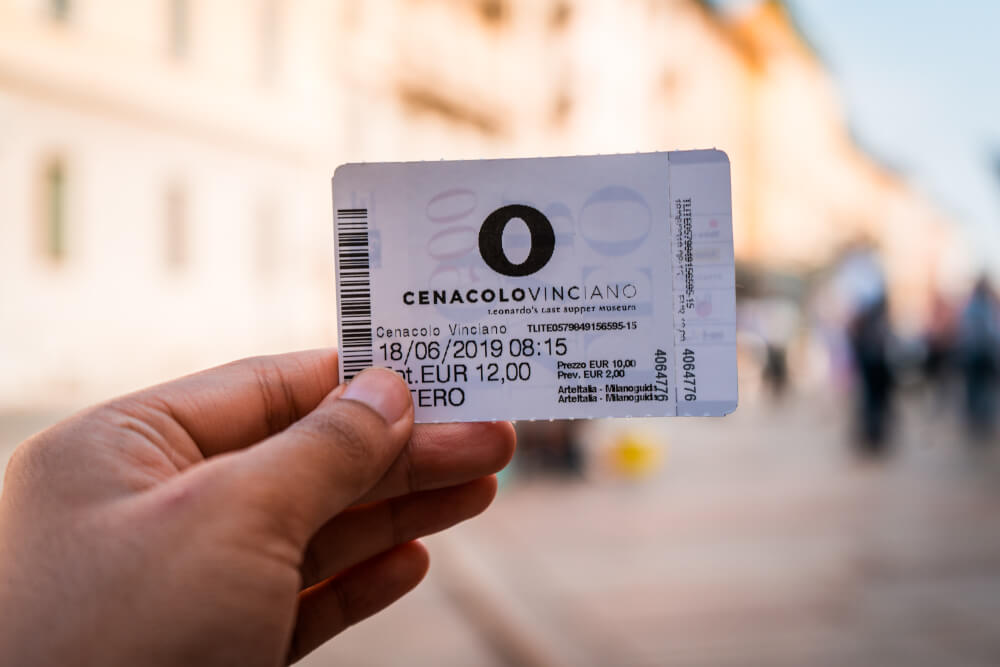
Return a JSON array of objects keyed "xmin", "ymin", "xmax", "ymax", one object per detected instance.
[
  {"xmin": 654, "ymin": 349, "xmax": 669, "ymax": 395},
  {"xmin": 681, "ymin": 348, "xmax": 697, "ymax": 401}
]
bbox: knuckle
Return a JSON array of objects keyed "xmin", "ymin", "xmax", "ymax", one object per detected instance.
[
  {"xmin": 289, "ymin": 402, "xmax": 387, "ymax": 501},
  {"xmin": 330, "ymin": 577, "xmax": 358, "ymax": 626},
  {"xmin": 401, "ymin": 438, "xmax": 421, "ymax": 493},
  {"xmin": 248, "ymin": 356, "xmax": 300, "ymax": 434},
  {"xmin": 304, "ymin": 403, "xmax": 380, "ymax": 468},
  {"xmin": 387, "ymin": 495, "xmax": 405, "ymax": 546},
  {"xmin": 299, "ymin": 542, "xmax": 323, "ymax": 588}
]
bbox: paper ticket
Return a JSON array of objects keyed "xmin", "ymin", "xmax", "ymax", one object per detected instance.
[{"xmin": 332, "ymin": 150, "xmax": 737, "ymax": 422}]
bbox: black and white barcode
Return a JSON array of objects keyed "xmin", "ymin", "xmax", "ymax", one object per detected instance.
[{"xmin": 336, "ymin": 208, "xmax": 373, "ymax": 380}]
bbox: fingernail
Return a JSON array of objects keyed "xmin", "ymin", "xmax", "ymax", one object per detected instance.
[{"xmin": 342, "ymin": 368, "xmax": 411, "ymax": 424}]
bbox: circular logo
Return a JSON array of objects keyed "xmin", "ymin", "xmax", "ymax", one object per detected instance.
[{"xmin": 478, "ymin": 204, "xmax": 555, "ymax": 277}]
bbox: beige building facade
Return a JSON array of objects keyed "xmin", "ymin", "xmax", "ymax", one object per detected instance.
[{"xmin": 0, "ymin": 0, "xmax": 960, "ymax": 407}]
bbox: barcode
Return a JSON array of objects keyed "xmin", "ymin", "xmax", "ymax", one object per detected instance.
[{"xmin": 336, "ymin": 208, "xmax": 373, "ymax": 380}]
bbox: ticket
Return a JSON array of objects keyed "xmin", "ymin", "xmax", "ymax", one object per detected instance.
[{"xmin": 332, "ymin": 150, "xmax": 737, "ymax": 422}]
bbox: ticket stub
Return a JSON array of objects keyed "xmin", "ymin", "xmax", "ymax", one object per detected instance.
[{"xmin": 332, "ymin": 151, "xmax": 737, "ymax": 422}]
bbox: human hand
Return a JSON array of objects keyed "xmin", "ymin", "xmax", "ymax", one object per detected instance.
[{"xmin": 0, "ymin": 350, "xmax": 515, "ymax": 666}]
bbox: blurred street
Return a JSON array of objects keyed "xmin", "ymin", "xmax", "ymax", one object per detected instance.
[
  {"xmin": 7, "ymin": 392, "xmax": 998, "ymax": 666},
  {"xmin": 310, "ymin": 393, "xmax": 1000, "ymax": 667}
]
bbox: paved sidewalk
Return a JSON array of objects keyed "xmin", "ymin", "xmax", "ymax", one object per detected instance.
[{"xmin": 315, "ymin": 395, "xmax": 1000, "ymax": 666}]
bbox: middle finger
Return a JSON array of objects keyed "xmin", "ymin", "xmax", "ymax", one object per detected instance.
[{"xmin": 355, "ymin": 421, "xmax": 515, "ymax": 506}]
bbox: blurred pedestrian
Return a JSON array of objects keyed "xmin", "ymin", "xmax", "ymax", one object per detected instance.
[
  {"xmin": 921, "ymin": 290, "xmax": 957, "ymax": 403},
  {"xmin": 956, "ymin": 277, "xmax": 1000, "ymax": 439},
  {"xmin": 848, "ymin": 295, "xmax": 896, "ymax": 452},
  {"xmin": 741, "ymin": 296, "xmax": 800, "ymax": 400},
  {"xmin": 833, "ymin": 245, "xmax": 897, "ymax": 453},
  {"xmin": 762, "ymin": 343, "xmax": 789, "ymax": 398}
]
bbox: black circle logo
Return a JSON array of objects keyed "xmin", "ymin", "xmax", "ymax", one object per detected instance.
[{"xmin": 478, "ymin": 204, "xmax": 555, "ymax": 277}]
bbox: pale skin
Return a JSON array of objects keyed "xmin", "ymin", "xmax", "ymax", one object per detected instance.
[{"xmin": 0, "ymin": 349, "xmax": 516, "ymax": 666}]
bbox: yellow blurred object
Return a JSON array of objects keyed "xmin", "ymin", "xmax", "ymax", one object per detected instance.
[{"xmin": 610, "ymin": 432, "xmax": 663, "ymax": 479}]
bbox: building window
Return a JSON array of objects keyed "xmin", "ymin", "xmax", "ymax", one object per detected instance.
[
  {"xmin": 49, "ymin": 0, "xmax": 70, "ymax": 22},
  {"xmin": 168, "ymin": 0, "xmax": 189, "ymax": 60},
  {"xmin": 258, "ymin": 0, "xmax": 281, "ymax": 85},
  {"xmin": 40, "ymin": 158, "xmax": 67, "ymax": 263},
  {"xmin": 164, "ymin": 184, "xmax": 188, "ymax": 270},
  {"xmin": 550, "ymin": 2, "xmax": 571, "ymax": 30},
  {"xmin": 478, "ymin": 0, "xmax": 506, "ymax": 25}
]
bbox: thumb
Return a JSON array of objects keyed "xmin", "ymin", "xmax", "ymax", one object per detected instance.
[{"xmin": 226, "ymin": 367, "xmax": 413, "ymax": 546}]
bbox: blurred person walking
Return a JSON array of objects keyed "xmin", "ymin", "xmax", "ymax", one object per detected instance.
[
  {"xmin": 848, "ymin": 295, "xmax": 897, "ymax": 452},
  {"xmin": 833, "ymin": 245, "xmax": 897, "ymax": 453},
  {"xmin": 762, "ymin": 343, "xmax": 789, "ymax": 398},
  {"xmin": 956, "ymin": 277, "xmax": 1000, "ymax": 439},
  {"xmin": 921, "ymin": 291, "xmax": 958, "ymax": 403},
  {"xmin": 749, "ymin": 297, "xmax": 800, "ymax": 400}
]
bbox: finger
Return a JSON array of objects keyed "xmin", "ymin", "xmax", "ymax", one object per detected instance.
[
  {"xmin": 301, "ymin": 476, "xmax": 496, "ymax": 588},
  {"xmin": 357, "ymin": 421, "xmax": 516, "ymax": 504},
  {"xmin": 231, "ymin": 367, "xmax": 414, "ymax": 544},
  {"xmin": 121, "ymin": 349, "xmax": 340, "ymax": 459},
  {"xmin": 288, "ymin": 541, "xmax": 430, "ymax": 664}
]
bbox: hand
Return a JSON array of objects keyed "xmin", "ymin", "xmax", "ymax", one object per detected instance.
[{"xmin": 0, "ymin": 350, "xmax": 515, "ymax": 666}]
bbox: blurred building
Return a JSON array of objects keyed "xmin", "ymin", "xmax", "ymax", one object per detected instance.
[
  {"xmin": 0, "ymin": 0, "xmax": 342, "ymax": 406},
  {"xmin": 0, "ymin": 0, "xmax": 962, "ymax": 407}
]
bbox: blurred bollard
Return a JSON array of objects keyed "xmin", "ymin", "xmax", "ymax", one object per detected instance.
[
  {"xmin": 583, "ymin": 420, "xmax": 666, "ymax": 481},
  {"xmin": 608, "ymin": 431, "xmax": 663, "ymax": 479}
]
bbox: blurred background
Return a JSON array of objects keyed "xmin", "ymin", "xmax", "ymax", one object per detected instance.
[{"xmin": 2, "ymin": 0, "xmax": 1000, "ymax": 664}]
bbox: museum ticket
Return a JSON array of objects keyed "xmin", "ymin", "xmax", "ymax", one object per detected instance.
[{"xmin": 332, "ymin": 150, "xmax": 737, "ymax": 422}]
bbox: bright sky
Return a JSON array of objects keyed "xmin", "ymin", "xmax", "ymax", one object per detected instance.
[{"xmin": 713, "ymin": 0, "xmax": 1000, "ymax": 274}]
